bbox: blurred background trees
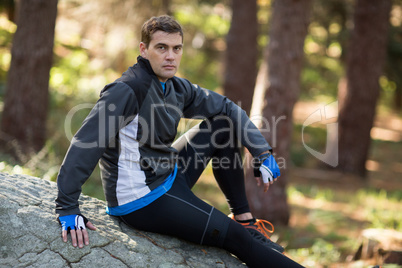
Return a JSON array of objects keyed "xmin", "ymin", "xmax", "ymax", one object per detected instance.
[
  {"xmin": 337, "ymin": 0, "xmax": 392, "ymax": 177},
  {"xmin": 0, "ymin": 0, "xmax": 58, "ymax": 159},
  {"xmin": 0, "ymin": 0, "xmax": 400, "ymax": 213},
  {"xmin": 223, "ymin": 0, "xmax": 258, "ymax": 115},
  {"xmin": 245, "ymin": 0, "xmax": 313, "ymax": 225},
  {"xmin": 0, "ymin": 0, "xmax": 401, "ymax": 265}
]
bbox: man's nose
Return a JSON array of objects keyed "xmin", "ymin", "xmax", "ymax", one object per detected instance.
[{"xmin": 166, "ymin": 49, "xmax": 175, "ymax": 60}]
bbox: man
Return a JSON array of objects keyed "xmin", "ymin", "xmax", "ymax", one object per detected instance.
[{"xmin": 56, "ymin": 15, "xmax": 304, "ymax": 267}]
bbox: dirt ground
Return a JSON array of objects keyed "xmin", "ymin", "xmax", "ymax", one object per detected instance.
[
  {"xmin": 287, "ymin": 169, "xmax": 402, "ymax": 267},
  {"xmin": 286, "ymin": 101, "xmax": 402, "ymax": 267}
]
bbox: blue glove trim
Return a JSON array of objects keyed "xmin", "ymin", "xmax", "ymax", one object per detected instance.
[
  {"xmin": 261, "ymin": 154, "xmax": 280, "ymax": 179},
  {"xmin": 58, "ymin": 214, "xmax": 88, "ymax": 232},
  {"xmin": 254, "ymin": 152, "xmax": 274, "ymax": 177},
  {"xmin": 59, "ymin": 215, "xmax": 78, "ymax": 232}
]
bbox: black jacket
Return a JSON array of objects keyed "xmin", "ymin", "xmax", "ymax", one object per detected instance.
[{"xmin": 55, "ymin": 56, "xmax": 271, "ymax": 216}]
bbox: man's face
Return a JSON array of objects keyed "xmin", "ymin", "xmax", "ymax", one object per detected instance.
[{"xmin": 140, "ymin": 31, "xmax": 183, "ymax": 82}]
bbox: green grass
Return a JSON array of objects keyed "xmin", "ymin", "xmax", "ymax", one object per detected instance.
[{"xmin": 285, "ymin": 184, "xmax": 402, "ymax": 266}]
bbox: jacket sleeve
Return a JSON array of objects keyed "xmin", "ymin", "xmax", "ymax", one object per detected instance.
[
  {"xmin": 55, "ymin": 82, "xmax": 137, "ymax": 217},
  {"xmin": 179, "ymin": 78, "xmax": 272, "ymax": 157}
]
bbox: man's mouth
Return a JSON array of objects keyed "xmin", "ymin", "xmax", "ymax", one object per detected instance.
[{"xmin": 163, "ymin": 65, "xmax": 175, "ymax": 70}]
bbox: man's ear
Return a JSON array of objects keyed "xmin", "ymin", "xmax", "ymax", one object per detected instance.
[{"xmin": 139, "ymin": 42, "xmax": 147, "ymax": 58}]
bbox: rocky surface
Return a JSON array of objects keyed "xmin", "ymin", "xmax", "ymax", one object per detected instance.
[{"xmin": 0, "ymin": 173, "xmax": 245, "ymax": 267}]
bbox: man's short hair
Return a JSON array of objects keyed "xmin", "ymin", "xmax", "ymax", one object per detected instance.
[{"xmin": 141, "ymin": 15, "xmax": 183, "ymax": 47}]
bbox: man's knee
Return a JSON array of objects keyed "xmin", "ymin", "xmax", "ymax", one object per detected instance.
[
  {"xmin": 201, "ymin": 116, "xmax": 237, "ymax": 146},
  {"xmin": 201, "ymin": 208, "xmax": 231, "ymax": 247}
]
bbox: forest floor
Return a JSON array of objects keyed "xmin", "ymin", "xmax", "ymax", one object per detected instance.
[
  {"xmin": 193, "ymin": 101, "xmax": 402, "ymax": 268},
  {"xmin": 271, "ymin": 102, "xmax": 401, "ymax": 267},
  {"xmin": 286, "ymin": 169, "xmax": 401, "ymax": 267}
]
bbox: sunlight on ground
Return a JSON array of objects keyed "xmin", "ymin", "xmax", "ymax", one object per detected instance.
[
  {"xmin": 293, "ymin": 101, "xmax": 402, "ymax": 142},
  {"xmin": 371, "ymin": 127, "xmax": 402, "ymax": 142},
  {"xmin": 366, "ymin": 160, "xmax": 380, "ymax": 171}
]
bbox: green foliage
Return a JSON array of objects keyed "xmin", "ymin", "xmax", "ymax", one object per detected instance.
[
  {"xmin": 0, "ymin": 138, "xmax": 63, "ymax": 181},
  {"xmin": 356, "ymin": 189, "xmax": 402, "ymax": 231},
  {"xmin": 286, "ymin": 184, "xmax": 401, "ymax": 266},
  {"xmin": 291, "ymin": 124, "xmax": 329, "ymax": 168},
  {"xmin": 174, "ymin": 2, "xmax": 230, "ymax": 90},
  {"xmin": 384, "ymin": 7, "xmax": 402, "ymax": 111},
  {"xmin": 288, "ymin": 185, "xmax": 335, "ymax": 202},
  {"xmin": 288, "ymin": 238, "xmax": 342, "ymax": 267},
  {"xmin": 302, "ymin": 21, "xmax": 345, "ymax": 100},
  {"xmin": 0, "ymin": 14, "xmax": 14, "ymax": 100}
]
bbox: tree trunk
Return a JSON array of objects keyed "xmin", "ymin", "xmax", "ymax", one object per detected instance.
[
  {"xmin": 245, "ymin": 0, "xmax": 312, "ymax": 225},
  {"xmin": 161, "ymin": 0, "xmax": 172, "ymax": 16},
  {"xmin": 223, "ymin": 0, "xmax": 258, "ymax": 114},
  {"xmin": 337, "ymin": 0, "xmax": 391, "ymax": 177},
  {"xmin": 1, "ymin": 0, "xmax": 58, "ymax": 159}
]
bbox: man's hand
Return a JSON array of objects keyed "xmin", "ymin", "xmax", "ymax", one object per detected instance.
[
  {"xmin": 254, "ymin": 153, "xmax": 281, "ymax": 192},
  {"xmin": 58, "ymin": 214, "xmax": 96, "ymax": 248}
]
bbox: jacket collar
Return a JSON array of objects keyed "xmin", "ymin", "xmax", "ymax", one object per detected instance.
[
  {"xmin": 136, "ymin": 56, "xmax": 174, "ymax": 85},
  {"xmin": 137, "ymin": 56, "xmax": 156, "ymax": 76}
]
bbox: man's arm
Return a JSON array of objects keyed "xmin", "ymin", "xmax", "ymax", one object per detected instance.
[
  {"xmin": 179, "ymin": 78, "xmax": 272, "ymax": 157},
  {"xmin": 55, "ymin": 83, "xmax": 137, "ymax": 247},
  {"xmin": 56, "ymin": 83, "xmax": 137, "ymax": 216},
  {"xmin": 178, "ymin": 78, "xmax": 280, "ymax": 191}
]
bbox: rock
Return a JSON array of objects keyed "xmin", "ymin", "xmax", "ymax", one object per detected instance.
[
  {"xmin": 353, "ymin": 228, "xmax": 402, "ymax": 265},
  {"xmin": 0, "ymin": 173, "xmax": 245, "ymax": 267}
]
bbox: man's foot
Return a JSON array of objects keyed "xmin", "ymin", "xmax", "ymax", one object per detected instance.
[{"xmin": 230, "ymin": 214, "xmax": 285, "ymax": 253}]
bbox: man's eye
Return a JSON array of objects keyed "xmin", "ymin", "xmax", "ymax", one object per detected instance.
[{"xmin": 158, "ymin": 46, "xmax": 166, "ymax": 50}]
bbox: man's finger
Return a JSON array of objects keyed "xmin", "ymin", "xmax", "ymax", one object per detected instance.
[
  {"xmin": 263, "ymin": 182, "xmax": 270, "ymax": 192},
  {"xmin": 86, "ymin": 221, "xmax": 96, "ymax": 230},
  {"xmin": 82, "ymin": 229, "xmax": 90, "ymax": 246},
  {"xmin": 62, "ymin": 230, "xmax": 68, "ymax": 243},
  {"xmin": 76, "ymin": 229, "xmax": 84, "ymax": 248},
  {"xmin": 70, "ymin": 229, "xmax": 77, "ymax": 247},
  {"xmin": 255, "ymin": 176, "xmax": 261, "ymax": 187}
]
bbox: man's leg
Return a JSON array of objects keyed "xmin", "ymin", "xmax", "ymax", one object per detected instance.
[
  {"xmin": 121, "ymin": 174, "xmax": 304, "ymax": 267},
  {"xmin": 121, "ymin": 177, "xmax": 231, "ymax": 246},
  {"xmin": 121, "ymin": 117, "xmax": 301, "ymax": 266},
  {"xmin": 172, "ymin": 116, "xmax": 251, "ymax": 216},
  {"xmin": 173, "ymin": 116, "xmax": 285, "ymax": 253}
]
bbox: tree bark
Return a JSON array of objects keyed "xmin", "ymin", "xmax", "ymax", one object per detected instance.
[
  {"xmin": 245, "ymin": 0, "xmax": 312, "ymax": 225},
  {"xmin": 337, "ymin": 0, "xmax": 392, "ymax": 177},
  {"xmin": 1, "ymin": 0, "xmax": 58, "ymax": 158},
  {"xmin": 223, "ymin": 0, "xmax": 258, "ymax": 114},
  {"xmin": 161, "ymin": 0, "xmax": 172, "ymax": 16}
]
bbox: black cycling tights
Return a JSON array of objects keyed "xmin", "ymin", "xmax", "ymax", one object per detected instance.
[
  {"xmin": 121, "ymin": 177, "xmax": 303, "ymax": 267},
  {"xmin": 121, "ymin": 117, "xmax": 304, "ymax": 267}
]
